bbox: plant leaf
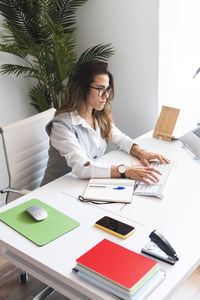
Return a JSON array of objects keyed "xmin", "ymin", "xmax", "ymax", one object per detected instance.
[
  {"xmin": 0, "ymin": 64, "xmax": 39, "ymax": 77},
  {"xmin": 30, "ymin": 83, "xmax": 54, "ymax": 112},
  {"xmin": 49, "ymin": 0, "xmax": 88, "ymax": 33},
  {"xmin": 78, "ymin": 43, "xmax": 115, "ymax": 64}
]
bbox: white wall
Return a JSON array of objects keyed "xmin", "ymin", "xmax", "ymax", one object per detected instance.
[
  {"xmin": 76, "ymin": 0, "xmax": 159, "ymax": 139},
  {"xmin": 159, "ymin": 0, "xmax": 200, "ymax": 136}
]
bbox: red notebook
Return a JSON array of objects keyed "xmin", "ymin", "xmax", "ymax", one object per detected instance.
[{"xmin": 76, "ymin": 239, "xmax": 158, "ymax": 291}]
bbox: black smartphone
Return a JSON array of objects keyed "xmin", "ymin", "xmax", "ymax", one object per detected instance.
[{"xmin": 95, "ymin": 216, "xmax": 135, "ymax": 239}]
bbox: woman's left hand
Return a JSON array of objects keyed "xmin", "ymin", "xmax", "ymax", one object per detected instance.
[{"xmin": 138, "ymin": 150, "xmax": 170, "ymax": 167}]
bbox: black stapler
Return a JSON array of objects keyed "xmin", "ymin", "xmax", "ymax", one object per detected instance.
[{"xmin": 141, "ymin": 230, "xmax": 179, "ymax": 265}]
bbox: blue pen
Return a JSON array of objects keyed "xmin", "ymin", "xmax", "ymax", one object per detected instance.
[{"xmin": 113, "ymin": 186, "xmax": 125, "ymax": 190}]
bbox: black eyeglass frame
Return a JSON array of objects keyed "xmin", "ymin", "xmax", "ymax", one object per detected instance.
[{"xmin": 89, "ymin": 86, "xmax": 112, "ymax": 97}]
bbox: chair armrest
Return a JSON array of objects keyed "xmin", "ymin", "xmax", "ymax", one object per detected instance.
[
  {"xmin": 20, "ymin": 189, "xmax": 30, "ymax": 195},
  {"xmin": 1, "ymin": 188, "xmax": 31, "ymax": 195}
]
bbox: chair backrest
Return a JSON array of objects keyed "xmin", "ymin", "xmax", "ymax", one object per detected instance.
[{"xmin": 1, "ymin": 108, "xmax": 56, "ymax": 201}]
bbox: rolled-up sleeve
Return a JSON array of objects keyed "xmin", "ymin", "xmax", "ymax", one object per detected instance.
[
  {"xmin": 50, "ymin": 122, "xmax": 111, "ymax": 178},
  {"xmin": 111, "ymin": 124, "xmax": 135, "ymax": 154}
]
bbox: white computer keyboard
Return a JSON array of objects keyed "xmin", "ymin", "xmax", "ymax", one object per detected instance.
[{"xmin": 134, "ymin": 161, "xmax": 176, "ymax": 199}]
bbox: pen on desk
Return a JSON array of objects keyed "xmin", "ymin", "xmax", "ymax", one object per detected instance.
[
  {"xmin": 89, "ymin": 185, "xmax": 106, "ymax": 188},
  {"xmin": 89, "ymin": 185, "xmax": 125, "ymax": 190}
]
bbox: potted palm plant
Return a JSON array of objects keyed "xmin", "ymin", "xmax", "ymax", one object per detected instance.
[{"xmin": 0, "ymin": 0, "xmax": 114, "ymax": 111}]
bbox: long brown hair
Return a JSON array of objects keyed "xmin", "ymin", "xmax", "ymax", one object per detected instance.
[{"xmin": 56, "ymin": 61, "xmax": 114, "ymax": 141}]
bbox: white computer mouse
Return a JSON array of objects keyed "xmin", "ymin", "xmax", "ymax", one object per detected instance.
[{"xmin": 26, "ymin": 205, "xmax": 48, "ymax": 221}]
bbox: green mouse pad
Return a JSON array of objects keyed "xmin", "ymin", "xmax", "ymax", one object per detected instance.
[{"xmin": 0, "ymin": 198, "xmax": 80, "ymax": 246}]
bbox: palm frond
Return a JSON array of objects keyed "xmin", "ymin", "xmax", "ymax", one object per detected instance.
[
  {"xmin": 77, "ymin": 43, "xmax": 115, "ymax": 64},
  {"xmin": 30, "ymin": 83, "xmax": 53, "ymax": 112},
  {"xmin": 0, "ymin": 64, "xmax": 39, "ymax": 77},
  {"xmin": 0, "ymin": 0, "xmax": 44, "ymax": 43},
  {"xmin": 1, "ymin": 24, "xmax": 39, "ymax": 51},
  {"xmin": 0, "ymin": 43, "xmax": 27, "ymax": 59},
  {"xmin": 49, "ymin": 0, "xmax": 88, "ymax": 33}
]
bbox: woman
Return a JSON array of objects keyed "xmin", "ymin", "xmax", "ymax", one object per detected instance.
[{"xmin": 41, "ymin": 60, "xmax": 169, "ymax": 186}]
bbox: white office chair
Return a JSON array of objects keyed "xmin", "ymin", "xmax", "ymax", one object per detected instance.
[
  {"xmin": 0, "ymin": 108, "xmax": 57, "ymax": 299},
  {"xmin": 0, "ymin": 108, "xmax": 56, "ymax": 204}
]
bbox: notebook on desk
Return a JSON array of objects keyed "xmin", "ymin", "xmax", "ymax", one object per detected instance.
[
  {"xmin": 82, "ymin": 178, "xmax": 135, "ymax": 203},
  {"xmin": 74, "ymin": 239, "xmax": 165, "ymax": 300},
  {"xmin": 179, "ymin": 126, "xmax": 200, "ymax": 159}
]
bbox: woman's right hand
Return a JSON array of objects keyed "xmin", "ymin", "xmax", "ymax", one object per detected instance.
[{"xmin": 126, "ymin": 167, "xmax": 161, "ymax": 184}]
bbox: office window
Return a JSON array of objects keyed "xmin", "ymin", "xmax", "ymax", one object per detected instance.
[{"xmin": 159, "ymin": 0, "xmax": 200, "ymax": 133}]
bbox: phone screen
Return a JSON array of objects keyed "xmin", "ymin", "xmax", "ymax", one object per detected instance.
[{"xmin": 95, "ymin": 216, "xmax": 135, "ymax": 236}]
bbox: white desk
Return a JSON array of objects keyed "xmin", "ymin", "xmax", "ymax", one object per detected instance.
[{"xmin": 0, "ymin": 134, "xmax": 200, "ymax": 300}]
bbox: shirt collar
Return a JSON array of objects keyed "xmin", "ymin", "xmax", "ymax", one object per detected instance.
[
  {"xmin": 70, "ymin": 111, "xmax": 83, "ymax": 126},
  {"xmin": 70, "ymin": 111, "xmax": 100, "ymax": 134}
]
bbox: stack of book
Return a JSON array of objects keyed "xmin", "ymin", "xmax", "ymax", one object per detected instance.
[{"xmin": 73, "ymin": 239, "xmax": 165, "ymax": 300}]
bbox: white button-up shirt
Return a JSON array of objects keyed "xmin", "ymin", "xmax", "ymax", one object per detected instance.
[{"xmin": 50, "ymin": 111, "xmax": 134, "ymax": 178}]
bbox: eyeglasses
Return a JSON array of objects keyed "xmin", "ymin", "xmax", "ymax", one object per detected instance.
[{"xmin": 90, "ymin": 86, "xmax": 112, "ymax": 97}]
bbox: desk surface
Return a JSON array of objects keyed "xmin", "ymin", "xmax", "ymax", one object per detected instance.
[{"xmin": 0, "ymin": 134, "xmax": 200, "ymax": 300}]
